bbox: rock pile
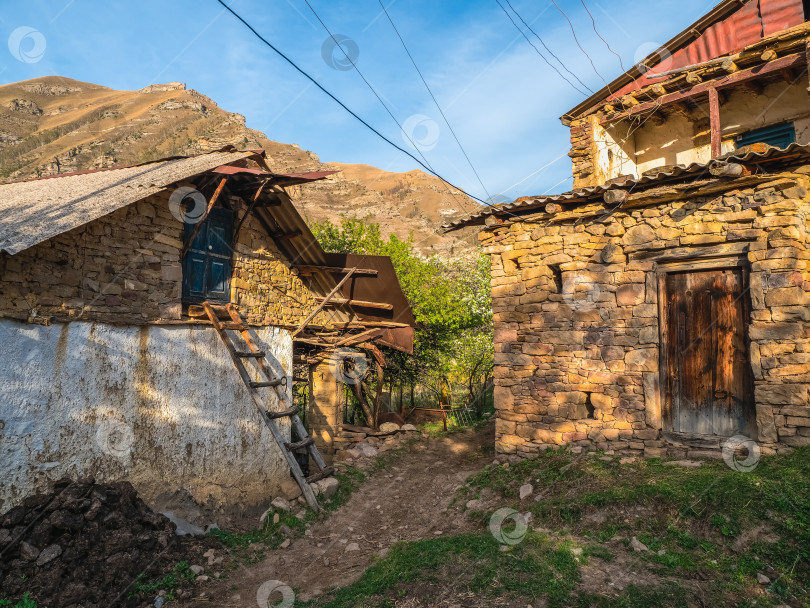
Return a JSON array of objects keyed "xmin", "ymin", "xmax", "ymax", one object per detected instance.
[
  {"xmin": 0, "ymin": 478, "xmax": 198, "ymax": 607},
  {"xmin": 333, "ymin": 423, "xmax": 420, "ymax": 465}
]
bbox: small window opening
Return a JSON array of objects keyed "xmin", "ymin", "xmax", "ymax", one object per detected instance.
[
  {"xmin": 549, "ymin": 264, "xmax": 563, "ymax": 293},
  {"xmin": 736, "ymin": 122, "xmax": 796, "ymax": 150},
  {"xmin": 585, "ymin": 393, "xmax": 596, "ymax": 419}
]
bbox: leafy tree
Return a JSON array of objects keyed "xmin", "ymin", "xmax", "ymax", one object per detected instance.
[{"xmin": 310, "ymin": 216, "xmax": 493, "ymax": 423}]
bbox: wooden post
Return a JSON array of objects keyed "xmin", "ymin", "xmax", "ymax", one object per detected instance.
[{"xmin": 708, "ymin": 87, "xmax": 721, "ymax": 159}]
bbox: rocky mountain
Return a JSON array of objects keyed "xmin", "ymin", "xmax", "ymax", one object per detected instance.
[{"xmin": 0, "ymin": 76, "xmax": 480, "ymax": 254}]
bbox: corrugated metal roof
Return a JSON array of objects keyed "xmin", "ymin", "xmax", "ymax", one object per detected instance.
[
  {"xmin": 0, "ymin": 150, "xmax": 260, "ymax": 255},
  {"xmin": 444, "ymin": 143, "xmax": 810, "ymax": 230},
  {"xmin": 562, "ymin": 0, "xmax": 806, "ymax": 122}
]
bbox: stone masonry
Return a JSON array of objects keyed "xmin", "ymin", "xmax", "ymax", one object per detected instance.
[
  {"xmin": 0, "ymin": 185, "xmax": 329, "ymax": 328},
  {"xmin": 482, "ymin": 171, "xmax": 810, "ymax": 459}
]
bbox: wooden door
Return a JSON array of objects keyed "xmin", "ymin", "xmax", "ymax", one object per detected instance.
[
  {"xmin": 662, "ymin": 268, "xmax": 755, "ymax": 436},
  {"xmin": 182, "ymin": 208, "xmax": 234, "ymax": 303}
]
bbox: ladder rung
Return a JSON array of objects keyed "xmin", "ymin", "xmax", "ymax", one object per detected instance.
[
  {"xmin": 221, "ymin": 322, "xmax": 247, "ymax": 330},
  {"xmin": 306, "ymin": 467, "xmax": 334, "ymax": 483},
  {"xmin": 266, "ymin": 406, "xmax": 299, "ymax": 420},
  {"xmin": 286, "ymin": 437, "xmax": 314, "ymax": 451},
  {"xmin": 236, "ymin": 351, "xmax": 265, "ymax": 358},
  {"xmin": 250, "ymin": 379, "xmax": 284, "ymax": 388}
]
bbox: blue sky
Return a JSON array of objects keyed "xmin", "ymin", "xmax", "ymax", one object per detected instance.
[{"xmin": 3, "ymin": 0, "xmax": 714, "ymax": 202}]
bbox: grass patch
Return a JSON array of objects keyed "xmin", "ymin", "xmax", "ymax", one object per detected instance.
[
  {"xmin": 300, "ymin": 532, "xmax": 582, "ymax": 608},
  {"xmin": 0, "ymin": 593, "xmax": 37, "ymax": 608},
  {"xmin": 128, "ymin": 561, "xmax": 196, "ymax": 601},
  {"xmin": 464, "ymin": 445, "xmax": 810, "ymax": 605}
]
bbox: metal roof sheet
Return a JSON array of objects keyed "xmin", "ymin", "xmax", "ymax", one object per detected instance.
[
  {"xmin": 444, "ymin": 143, "xmax": 810, "ymax": 230},
  {"xmin": 0, "ymin": 149, "xmax": 260, "ymax": 255}
]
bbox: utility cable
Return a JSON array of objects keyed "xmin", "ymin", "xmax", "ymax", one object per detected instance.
[
  {"xmin": 549, "ymin": 0, "xmax": 611, "ymax": 89},
  {"xmin": 377, "ymin": 0, "xmax": 493, "ymax": 201},
  {"xmin": 214, "ymin": 0, "xmax": 491, "ymax": 206},
  {"xmin": 579, "ymin": 0, "xmax": 625, "ymax": 72},
  {"xmin": 495, "ymin": 0, "xmax": 590, "ymax": 97},
  {"xmin": 301, "ymin": 0, "xmax": 475, "ymax": 212},
  {"xmin": 503, "ymin": 0, "xmax": 593, "ymax": 94}
]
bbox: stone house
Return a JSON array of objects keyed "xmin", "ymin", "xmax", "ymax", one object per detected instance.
[
  {"xmin": 447, "ymin": 0, "xmax": 810, "ymax": 459},
  {"xmin": 0, "ymin": 148, "xmax": 413, "ymax": 516}
]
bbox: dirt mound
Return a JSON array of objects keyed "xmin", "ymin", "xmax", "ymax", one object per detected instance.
[{"xmin": 0, "ymin": 478, "xmax": 196, "ymax": 607}]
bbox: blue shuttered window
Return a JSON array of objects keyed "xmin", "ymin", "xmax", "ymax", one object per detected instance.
[
  {"xmin": 736, "ymin": 122, "xmax": 796, "ymax": 150},
  {"xmin": 182, "ymin": 208, "xmax": 234, "ymax": 303}
]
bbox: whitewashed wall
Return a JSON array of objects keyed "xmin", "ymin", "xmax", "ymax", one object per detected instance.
[{"xmin": 0, "ymin": 319, "xmax": 293, "ymax": 514}]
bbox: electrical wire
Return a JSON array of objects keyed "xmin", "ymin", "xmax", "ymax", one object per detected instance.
[
  {"xmin": 214, "ymin": 0, "xmax": 491, "ymax": 206},
  {"xmin": 302, "ymin": 0, "xmax": 480, "ymax": 216},
  {"xmin": 495, "ymin": 0, "xmax": 590, "ymax": 97},
  {"xmin": 549, "ymin": 0, "xmax": 610, "ymax": 89},
  {"xmin": 377, "ymin": 0, "xmax": 493, "ymax": 201},
  {"xmin": 503, "ymin": 0, "xmax": 593, "ymax": 94},
  {"xmin": 579, "ymin": 0, "xmax": 625, "ymax": 72}
]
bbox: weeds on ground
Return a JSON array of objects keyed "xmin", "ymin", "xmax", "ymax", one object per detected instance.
[
  {"xmin": 128, "ymin": 561, "xmax": 196, "ymax": 601},
  {"xmin": 0, "ymin": 593, "xmax": 37, "ymax": 608},
  {"xmin": 208, "ymin": 466, "xmax": 366, "ymax": 565},
  {"xmin": 465, "ymin": 446, "xmax": 810, "ymax": 606}
]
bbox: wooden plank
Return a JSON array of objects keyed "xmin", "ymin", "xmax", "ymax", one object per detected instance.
[
  {"xmin": 180, "ymin": 178, "xmax": 227, "ymax": 258},
  {"xmin": 296, "ymin": 265, "xmax": 378, "ymax": 277},
  {"xmin": 602, "ymin": 53, "xmax": 805, "ymax": 124},
  {"xmin": 708, "ymin": 87, "xmax": 721, "ymax": 159},
  {"xmin": 629, "ymin": 242, "xmax": 751, "ymax": 262},
  {"xmin": 319, "ymin": 297, "xmax": 393, "ymax": 311},
  {"xmin": 292, "ymin": 268, "xmax": 357, "ymax": 337},
  {"xmin": 335, "ymin": 328, "xmax": 386, "ymax": 347}
]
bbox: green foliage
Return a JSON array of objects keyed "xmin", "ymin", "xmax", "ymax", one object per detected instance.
[
  {"xmin": 0, "ymin": 593, "xmax": 37, "ymax": 608},
  {"xmin": 129, "ymin": 561, "xmax": 196, "ymax": 601},
  {"xmin": 310, "ymin": 216, "xmax": 493, "ymax": 417}
]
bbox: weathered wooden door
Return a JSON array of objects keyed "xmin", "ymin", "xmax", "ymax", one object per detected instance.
[{"xmin": 662, "ymin": 268, "xmax": 755, "ymax": 436}]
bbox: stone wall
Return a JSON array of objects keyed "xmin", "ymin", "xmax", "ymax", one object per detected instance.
[
  {"xmin": 0, "ymin": 187, "xmax": 329, "ymax": 327},
  {"xmin": 482, "ymin": 172, "xmax": 810, "ymax": 459}
]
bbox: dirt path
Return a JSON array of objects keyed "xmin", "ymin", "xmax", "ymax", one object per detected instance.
[{"xmin": 184, "ymin": 424, "xmax": 494, "ymax": 606}]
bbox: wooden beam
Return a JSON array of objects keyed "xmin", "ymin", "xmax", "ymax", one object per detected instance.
[
  {"xmin": 602, "ymin": 53, "xmax": 805, "ymax": 124},
  {"xmin": 708, "ymin": 87, "xmax": 721, "ymax": 159},
  {"xmin": 180, "ymin": 177, "xmax": 227, "ymax": 258},
  {"xmin": 318, "ymin": 297, "xmax": 394, "ymax": 311},
  {"xmin": 291, "ymin": 267, "xmax": 357, "ymax": 337},
  {"xmin": 335, "ymin": 328, "xmax": 386, "ymax": 347},
  {"xmin": 295, "ymin": 265, "xmax": 378, "ymax": 277},
  {"xmin": 233, "ymin": 181, "xmax": 267, "ymax": 243},
  {"xmin": 269, "ymin": 229, "xmax": 302, "ymax": 240}
]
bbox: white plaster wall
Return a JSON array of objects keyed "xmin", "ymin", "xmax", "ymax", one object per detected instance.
[
  {"xmin": 595, "ymin": 123, "xmax": 638, "ymax": 183},
  {"xmin": 0, "ymin": 320, "xmax": 293, "ymax": 513}
]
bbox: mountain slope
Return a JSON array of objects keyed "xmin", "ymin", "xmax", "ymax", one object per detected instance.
[{"xmin": 0, "ymin": 76, "xmax": 480, "ymax": 254}]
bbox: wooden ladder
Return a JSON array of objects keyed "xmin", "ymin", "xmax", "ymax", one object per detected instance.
[{"xmin": 201, "ymin": 302, "xmax": 334, "ymax": 511}]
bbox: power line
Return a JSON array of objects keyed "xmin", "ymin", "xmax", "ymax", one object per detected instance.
[
  {"xmin": 214, "ymin": 0, "xmax": 490, "ymax": 206},
  {"xmin": 302, "ymin": 0, "xmax": 475, "ymax": 212},
  {"xmin": 502, "ymin": 0, "xmax": 593, "ymax": 94},
  {"xmin": 549, "ymin": 0, "xmax": 611, "ymax": 90},
  {"xmin": 377, "ymin": 0, "xmax": 493, "ymax": 201},
  {"xmin": 494, "ymin": 0, "xmax": 590, "ymax": 97},
  {"xmin": 579, "ymin": 0, "xmax": 625, "ymax": 72}
]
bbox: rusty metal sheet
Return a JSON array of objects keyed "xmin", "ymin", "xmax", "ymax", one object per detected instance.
[{"xmin": 602, "ymin": 0, "xmax": 805, "ymax": 103}]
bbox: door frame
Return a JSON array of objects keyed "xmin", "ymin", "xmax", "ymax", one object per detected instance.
[{"xmin": 655, "ymin": 255, "xmax": 756, "ymax": 437}]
